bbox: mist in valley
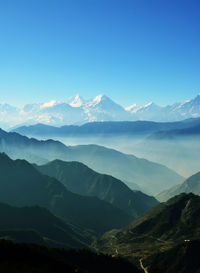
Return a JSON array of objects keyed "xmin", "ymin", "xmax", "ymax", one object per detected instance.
[{"xmin": 32, "ymin": 134, "xmax": 200, "ymax": 179}]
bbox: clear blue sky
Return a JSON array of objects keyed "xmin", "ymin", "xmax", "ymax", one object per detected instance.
[{"xmin": 0, "ymin": 0, "xmax": 200, "ymax": 107}]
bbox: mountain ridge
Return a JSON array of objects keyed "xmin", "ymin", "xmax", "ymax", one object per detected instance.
[
  {"xmin": 1, "ymin": 94, "xmax": 200, "ymax": 128},
  {"xmin": 0, "ymin": 128, "xmax": 183, "ymax": 194},
  {"xmin": 12, "ymin": 117, "xmax": 200, "ymax": 137},
  {"xmin": 157, "ymin": 171, "xmax": 200, "ymax": 202},
  {"xmin": 0, "ymin": 202, "xmax": 93, "ymax": 248},
  {"xmin": 36, "ymin": 159, "xmax": 158, "ymax": 218},
  {"xmin": 0, "ymin": 152, "xmax": 133, "ymax": 234},
  {"xmin": 96, "ymin": 193, "xmax": 200, "ymax": 272}
]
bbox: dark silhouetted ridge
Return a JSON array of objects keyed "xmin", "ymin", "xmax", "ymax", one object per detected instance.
[
  {"xmin": 37, "ymin": 159, "xmax": 158, "ymax": 218},
  {"xmin": 0, "ymin": 153, "xmax": 132, "ymax": 234}
]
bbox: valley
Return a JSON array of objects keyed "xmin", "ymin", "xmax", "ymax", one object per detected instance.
[
  {"xmin": 0, "ymin": 118, "xmax": 200, "ymax": 272},
  {"xmin": 1, "ymin": 1, "xmax": 200, "ymax": 271},
  {"xmin": 0, "ymin": 121, "xmax": 200, "ymax": 272}
]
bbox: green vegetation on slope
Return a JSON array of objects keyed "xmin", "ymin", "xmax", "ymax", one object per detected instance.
[
  {"xmin": 96, "ymin": 193, "xmax": 200, "ymax": 271},
  {"xmin": 36, "ymin": 159, "xmax": 158, "ymax": 218},
  {"xmin": 147, "ymin": 240, "xmax": 200, "ymax": 273},
  {"xmin": 0, "ymin": 153, "xmax": 132, "ymax": 234}
]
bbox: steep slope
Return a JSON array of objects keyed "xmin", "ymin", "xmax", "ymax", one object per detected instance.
[
  {"xmin": 130, "ymin": 102, "xmax": 164, "ymax": 121},
  {"xmin": 0, "ymin": 153, "xmax": 132, "ymax": 234},
  {"xmin": 157, "ymin": 171, "xmax": 200, "ymax": 202},
  {"xmin": 82, "ymin": 94, "xmax": 131, "ymax": 122},
  {"xmin": 146, "ymin": 239, "xmax": 200, "ymax": 273},
  {"xmin": 0, "ymin": 128, "xmax": 57, "ymax": 164},
  {"xmin": 172, "ymin": 94, "xmax": 200, "ymax": 119},
  {"xmin": 0, "ymin": 128, "xmax": 183, "ymax": 194},
  {"xmin": 36, "ymin": 159, "xmax": 158, "ymax": 218},
  {"xmin": 0, "ymin": 202, "xmax": 92, "ymax": 248},
  {"xmin": 96, "ymin": 193, "xmax": 200, "ymax": 269}
]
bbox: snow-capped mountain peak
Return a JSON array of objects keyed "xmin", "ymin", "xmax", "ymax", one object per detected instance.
[
  {"xmin": 144, "ymin": 102, "xmax": 153, "ymax": 108},
  {"xmin": 125, "ymin": 104, "xmax": 137, "ymax": 111},
  {"xmin": 125, "ymin": 104, "xmax": 142, "ymax": 113},
  {"xmin": 177, "ymin": 100, "xmax": 191, "ymax": 109},
  {"xmin": 86, "ymin": 94, "xmax": 106, "ymax": 107},
  {"xmin": 93, "ymin": 94, "xmax": 103, "ymax": 103},
  {"xmin": 89, "ymin": 94, "xmax": 105, "ymax": 106},
  {"xmin": 68, "ymin": 94, "xmax": 84, "ymax": 107},
  {"xmin": 1, "ymin": 93, "xmax": 200, "ymax": 129},
  {"xmin": 176, "ymin": 94, "xmax": 200, "ymax": 109}
]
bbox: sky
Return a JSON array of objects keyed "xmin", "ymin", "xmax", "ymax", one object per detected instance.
[{"xmin": 0, "ymin": 0, "xmax": 200, "ymax": 107}]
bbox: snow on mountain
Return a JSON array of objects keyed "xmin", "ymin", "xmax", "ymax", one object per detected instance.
[
  {"xmin": 0, "ymin": 94, "xmax": 200, "ymax": 129},
  {"xmin": 68, "ymin": 94, "xmax": 84, "ymax": 107},
  {"xmin": 126, "ymin": 94, "xmax": 200, "ymax": 122},
  {"xmin": 39, "ymin": 102, "xmax": 84, "ymax": 126},
  {"xmin": 125, "ymin": 104, "xmax": 141, "ymax": 113},
  {"xmin": 87, "ymin": 94, "xmax": 103, "ymax": 107},
  {"xmin": 83, "ymin": 94, "xmax": 131, "ymax": 122},
  {"xmin": 174, "ymin": 94, "xmax": 200, "ymax": 117},
  {"xmin": 165, "ymin": 94, "xmax": 200, "ymax": 120},
  {"xmin": 125, "ymin": 102, "xmax": 165, "ymax": 121},
  {"xmin": 36, "ymin": 94, "xmax": 132, "ymax": 124},
  {"xmin": 40, "ymin": 100, "xmax": 57, "ymax": 109},
  {"xmin": 134, "ymin": 102, "xmax": 163, "ymax": 120},
  {"xmin": 86, "ymin": 94, "xmax": 121, "ymax": 109},
  {"xmin": 136, "ymin": 102, "xmax": 162, "ymax": 113}
]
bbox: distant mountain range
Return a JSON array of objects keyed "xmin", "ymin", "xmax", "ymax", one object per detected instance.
[
  {"xmin": 126, "ymin": 94, "xmax": 200, "ymax": 122},
  {"xmin": 1, "ymin": 94, "xmax": 200, "ymax": 128},
  {"xmin": 157, "ymin": 171, "xmax": 200, "ymax": 202},
  {"xmin": 148, "ymin": 123, "xmax": 200, "ymax": 140},
  {"xmin": 0, "ymin": 128, "xmax": 183, "ymax": 194},
  {"xmin": 96, "ymin": 193, "xmax": 200, "ymax": 273},
  {"xmin": 12, "ymin": 117, "xmax": 200, "ymax": 138}
]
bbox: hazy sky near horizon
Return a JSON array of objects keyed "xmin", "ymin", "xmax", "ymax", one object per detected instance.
[{"xmin": 0, "ymin": 0, "xmax": 200, "ymax": 107}]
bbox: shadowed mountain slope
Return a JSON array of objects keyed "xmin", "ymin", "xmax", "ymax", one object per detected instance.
[
  {"xmin": 0, "ymin": 153, "xmax": 132, "ymax": 234},
  {"xmin": 0, "ymin": 202, "xmax": 92, "ymax": 248},
  {"xmin": 36, "ymin": 159, "xmax": 158, "ymax": 218},
  {"xmin": 96, "ymin": 193, "xmax": 200, "ymax": 271},
  {"xmin": 146, "ymin": 239, "xmax": 200, "ymax": 273},
  {"xmin": 0, "ymin": 239, "xmax": 141, "ymax": 273}
]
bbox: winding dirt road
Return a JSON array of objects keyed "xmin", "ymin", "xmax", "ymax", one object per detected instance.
[{"xmin": 139, "ymin": 258, "xmax": 148, "ymax": 273}]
